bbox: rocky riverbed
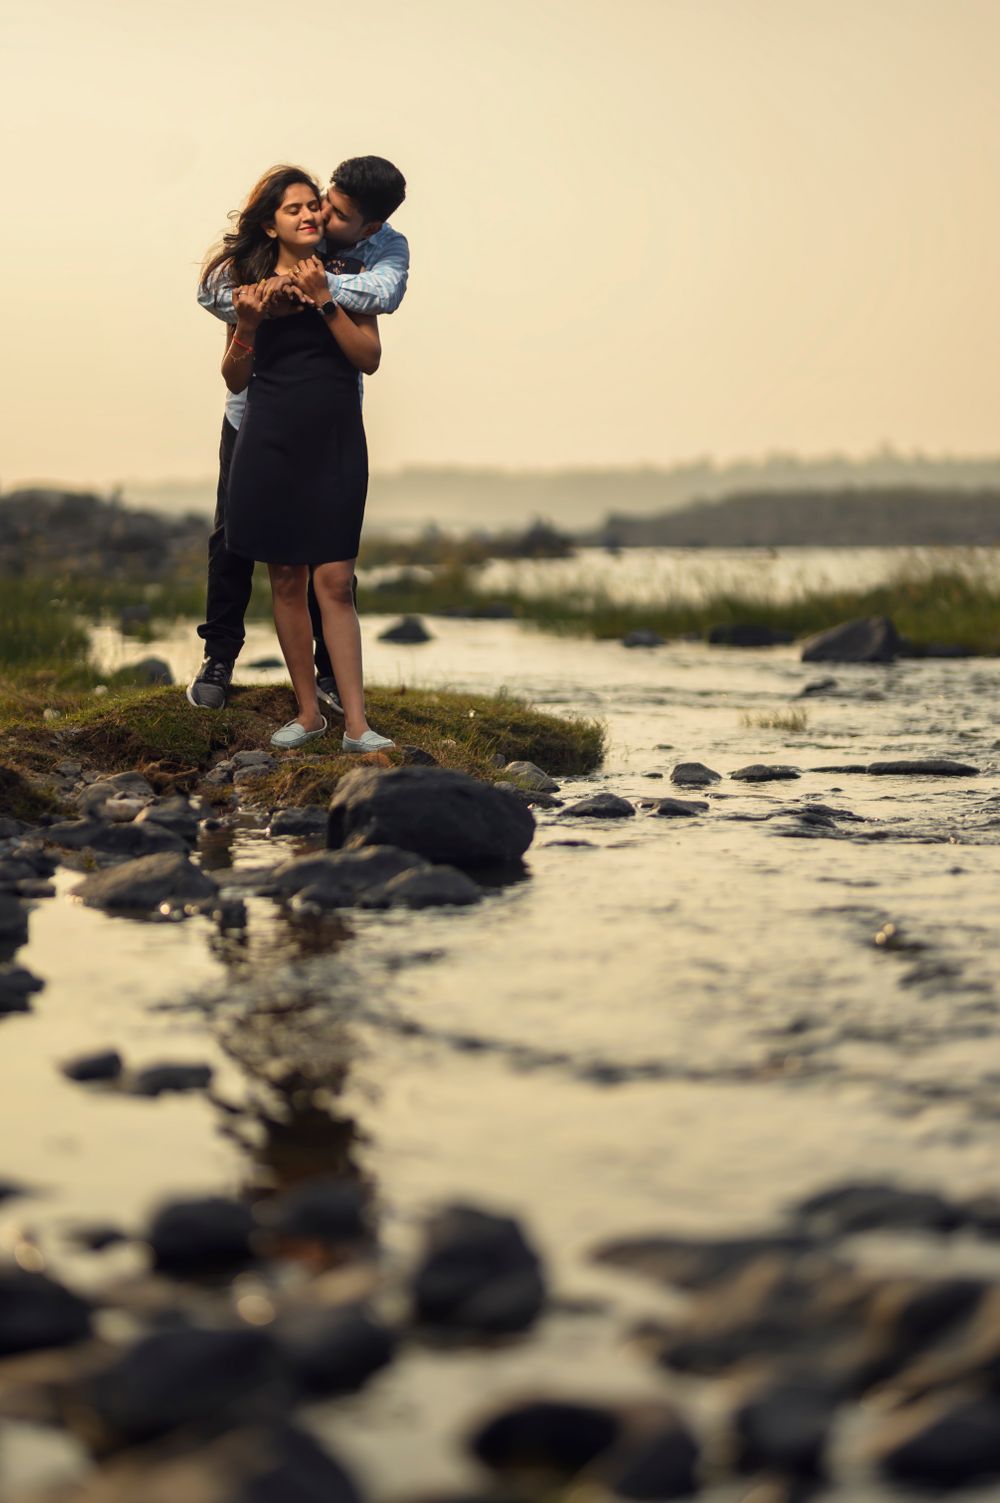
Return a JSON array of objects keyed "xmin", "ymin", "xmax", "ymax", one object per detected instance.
[{"xmin": 1, "ymin": 618, "xmax": 1000, "ymax": 1500}]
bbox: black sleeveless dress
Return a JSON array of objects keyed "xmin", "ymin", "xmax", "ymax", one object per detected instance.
[{"xmin": 226, "ymin": 265, "xmax": 368, "ymax": 566}]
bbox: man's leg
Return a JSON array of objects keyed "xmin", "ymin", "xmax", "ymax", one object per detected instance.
[{"xmin": 189, "ymin": 417, "xmax": 254, "ymax": 708}]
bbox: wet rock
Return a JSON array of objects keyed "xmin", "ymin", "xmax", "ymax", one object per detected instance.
[
  {"xmin": 0, "ymin": 894, "xmax": 28, "ymax": 948},
  {"xmin": 71, "ymin": 1223, "xmax": 128, "ymax": 1252},
  {"xmin": 470, "ymin": 1399, "xmax": 621, "ymax": 1475},
  {"xmin": 74, "ymin": 851, "xmax": 218, "ymax": 912},
  {"xmin": 401, "ymin": 745, "xmax": 439, "ymax": 766},
  {"xmin": 652, "ymin": 798, "xmax": 709, "ymax": 817},
  {"xmin": 0, "ymin": 849, "xmax": 58, "ymax": 895},
  {"xmin": 591, "ymin": 1232, "xmax": 817, "ymax": 1291},
  {"xmin": 590, "ymin": 1416, "xmax": 701, "ymax": 1498},
  {"xmin": 45, "ymin": 816, "xmax": 186, "ymax": 857},
  {"xmin": 0, "ymin": 1266, "xmax": 92, "ymax": 1355},
  {"xmin": 135, "ymin": 796, "xmax": 200, "ymax": 844},
  {"xmin": 269, "ymin": 846, "xmax": 427, "ymax": 910},
  {"xmin": 734, "ymin": 1375, "xmax": 837, "ymax": 1478},
  {"xmin": 268, "ymin": 806, "xmax": 328, "ymax": 837},
  {"xmin": 233, "ymin": 765, "xmax": 272, "ymax": 790},
  {"xmin": 213, "ymin": 896, "xmax": 248, "ymax": 931},
  {"xmin": 671, "ymin": 762, "xmax": 721, "ymax": 787},
  {"xmin": 76, "ymin": 1325, "xmax": 283, "ymax": 1450},
  {"xmin": 77, "ymin": 771, "xmax": 156, "ymax": 815},
  {"xmin": 247, "ymin": 655, "xmax": 284, "ymax": 669},
  {"xmin": 866, "ymin": 758, "xmax": 980, "ymax": 777},
  {"xmin": 496, "ymin": 782, "xmax": 563, "ymax": 810},
  {"xmin": 0, "ymin": 963, "xmax": 44, "ymax": 1014},
  {"xmin": 792, "ymin": 1182, "xmax": 961, "ymax": 1236},
  {"xmin": 148, "ymin": 1197, "xmax": 256, "ymax": 1275},
  {"xmin": 622, "ymin": 629, "xmax": 665, "ymax": 648},
  {"xmin": 55, "ymin": 758, "xmax": 83, "ymax": 777},
  {"xmin": 731, "ymin": 764, "xmax": 801, "ymax": 783},
  {"xmin": 233, "ymin": 750, "xmax": 277, "ymax": 770},
  {"xmin": 362, "ymin": 865, "xmax": 482, "ymax": 909},
  {"xmin": 502, "ymin": 760, "xmax": 560, "ymax": 792},
  {"xmin": 261, "ymin": 1176, "xmax": 370, "ymax": 1251},
  {"xmin": 379, "ymin": 614, "xmax": 433, "ymax": 643},
  {"xmin": 203, "ymin": 759, "xmax": 236, "ymax": 787},
  {"xmin": 101, "ymin": 796, "xmax": 149, "ymax": 823},
  {"xmin": 327, "ymin": 767, "xmax": 535, "ymax": 868},
  {"xmin": 129, "ymin": 655, "xmax": 174, "ymax": 685},
  {"xmin": 278, "ymin": 1305, "xmax": 397, "ymax": 1396},
  {"xmin": 0, "ymin": 815, "xmax": 26, "ymax": 838},
  {"xmin": 560, "ymin": 792, "xmax": 635, "ymax": 818},
  {"xmin": 128, "ymin": 1061, "xmax": 214, "ymax": 1097},
  {"xmin": 796, "ymin": 677, "xmax": 838, "ymax": 697},
  {"xmin": 413, "ymin": 1203, "xmax": 546, "ymax": 1334},
  {"xmin": 61, "ymin": 1049, "xmax": 123, "ymax": 1083},
  {"xmin": 873, "ymin": 1394, "xmax": 1000, "ymax": 1489},
  {"xmin": 801, "ymin": 615, "xmax": 900, "ymax": 663},
  {"xmin": 709, "ymin": 622, "xmax": 793, "ymax": 647}
]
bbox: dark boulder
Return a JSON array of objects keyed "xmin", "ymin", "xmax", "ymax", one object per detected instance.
[
  {"xmin": 652, "ymin": 798, "xmax": 709, "ymax": 817},
  {"xmin": 260, "ymin": 1176, "xmax": 371, "ymax": 1251},
  {"xmin": 361, "ymin": 865, "xmax": 482, "ymax": 909},
  {"xmin": 413, "ymin": 1203, "xmax": 546, "ymax": 1334},
  {"xmin": 670, "ymin": 762, "xmax": 721, "ymax": 787},
  {"xmin": 560, "ymin": 792, "xmax": 635, "ymax": 819},
  {"xmin": 471, "ymin": 1399, "xmax": 621, "ymax": 1475},
  {"xmin": 379, "ymin": 614, "xmax": 433, "ymax": 643},
  {"xmin": 278, "ymin": 1305, "xmax": 397, "ymax": 1396},
  {"xmin": 796, "ymin": 676, "xmax": 838, "ymax": 697},
  {"xmin": 135, "ymin": 796, "xmax": 200, "ymax": 844},
  {"xmin": 622, "ymin": 629, "xmax": 665, "ymax": 648},
  {"xmin": 148, "ymin": 1197, "xmax": 257, "ymax": 1275},
  {"xmin": 791, "ymin": 1182, "xmax": 961, "ymax": 1236},
  {"xmin": 61, "ymin": 1049, "xmax": 123, "ymax": 1083},
  {"xmin": 327, "ymin": 767, "xmax": 535, "ymax": 868},
  {"xmin": 591, "ymin": 1417, "xmax": 701, "ymax": 1498},
  {"xmin": 0, "ymin": 1266, "xmax": 92, "ymax": 1355},
  {"xmin": 709, "ymin": 622, "xmax": 793, "ymax": 647},
  {"xmin": 268, "ymin": 806, "xmax": 329, "ymax": 838},
  {"xmin": 0, "ymin": 963, "xmax": 43, "ymax": 1014},
  {"xmin": 77, "ymin": 1326, "xmax": 282, "ymax": 1449},
  {"xmin": 801, "ymin": 615, "xmax": 901, "ymax": 663},
  {"xmin": 400, "ymin": 745, "xmax": 439, "ymax": 766},
  {"xmin": 77, "ymin": 771, "xmax": 155, "ymax": 815},
  {"xmin": 866, "ymin": 758, "xmax": 979, "ymax": 777},
  {"xmin": 0, "ymin": 895, "xmax": 29, "ymax": 948},
  {"xmin": 127, "ymin": 655, "xmax": 174, "ymax": 686},
  {"xmin": 45, "ymin": 816, "xmax": 186, "ymax": 857},
  {"xmin": 129, "ymin": 1061, "xmax": 214, "ymax": 1097},
  {"xmin": 73, "ymin": 851, "xmax": 217, "ymax": 912},
  {"xmin": 731, "ymin": 765, "xmax": 801, "ymax": 783},
  {"xmin": 268, "ymin": 846, "xmax": 427, "ymax": 910},
  {"xmin": 734, "ymin": 1375, "xmax": 837, "ymax": 1478}
]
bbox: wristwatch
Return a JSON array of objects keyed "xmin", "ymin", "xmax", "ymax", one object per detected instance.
[{"xmin": 317, "ymin": 299, "xmax": 337, "ymax": 318}]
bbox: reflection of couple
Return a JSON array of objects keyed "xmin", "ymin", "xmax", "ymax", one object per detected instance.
[{"xmin": 189, "ymin": 157, "xmax": 409, "ymax": 752}]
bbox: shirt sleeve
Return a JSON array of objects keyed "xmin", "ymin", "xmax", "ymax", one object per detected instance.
[
  {"xmin": 326, "ymin": 228, "xmax": 410, "ymax": 315},
  {"xmin": 197, "ymin": 274, "xmax": 236, "ymax": 324}
]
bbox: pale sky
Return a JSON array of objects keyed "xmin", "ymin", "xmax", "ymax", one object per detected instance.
[{"xmin": 3, "ymin": 0, "xmax": 999, "ymax": 487}]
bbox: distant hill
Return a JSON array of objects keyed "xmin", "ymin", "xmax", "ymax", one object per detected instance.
[
  {"xmin": 119, "ymin": 451, "xmax": 1000, "ymax": 533},
  {"xmin": 584, "ymin": 487, "xmax": 1000, "ymax": 548}
]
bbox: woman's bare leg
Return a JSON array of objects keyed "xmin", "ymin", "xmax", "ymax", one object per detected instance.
[
  {"xmin": 268, "ymin": 563, "xmax": 324, "ymax": 730},
  {"xmin": 312, "ymin": 559, "xmax": 370, "ymax": 740}
]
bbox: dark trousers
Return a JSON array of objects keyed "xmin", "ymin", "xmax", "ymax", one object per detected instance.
[{"xmin": 197, "ymin": 416, "xmax": 356, "ymax": 678}]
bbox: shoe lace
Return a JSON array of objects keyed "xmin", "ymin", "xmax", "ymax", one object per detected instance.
[{"xmin": 201, "ymin": 659, "xmax": 230, "ymax": 687}]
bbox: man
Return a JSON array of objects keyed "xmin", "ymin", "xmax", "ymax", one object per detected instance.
[{"xmin": 188, "ymin": 155, "xmax": 409, "ymax": 711}]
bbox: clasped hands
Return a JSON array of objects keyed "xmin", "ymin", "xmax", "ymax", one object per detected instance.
[{"xmin": 232, "ymin": 258, "xmax": 330, "ymax": 326}]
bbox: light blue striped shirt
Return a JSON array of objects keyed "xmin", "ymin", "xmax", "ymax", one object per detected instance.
[{"xmin": 197, "ymin": 222, "xmax": 409, "ymax": 429}]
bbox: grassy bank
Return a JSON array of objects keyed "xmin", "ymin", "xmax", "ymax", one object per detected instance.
[
  {"xmin": 0, "ymin": 681, "xmax": 605, "ymax": 817},
  {"xmin": 4, "ymin": 563, "xmax": 1000, "ymax": 664}
]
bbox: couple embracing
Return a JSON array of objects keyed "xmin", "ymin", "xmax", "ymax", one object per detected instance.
[{"xmin": 189, "ymin": 155, "xmax": 409, "ymax": 752}]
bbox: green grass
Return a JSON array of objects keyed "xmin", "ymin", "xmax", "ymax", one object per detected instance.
[{"xmin": 0, "ymin": 681, "xmax": 605, "ymax": 815}]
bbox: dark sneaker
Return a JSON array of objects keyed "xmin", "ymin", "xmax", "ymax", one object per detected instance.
[
  {"xmin": 316, "ymin": 676, "xmax": 344, "ymax": 716},
  {"xmin": 186, "ymin": 657, "xmax": 233, "ymax": 710}
]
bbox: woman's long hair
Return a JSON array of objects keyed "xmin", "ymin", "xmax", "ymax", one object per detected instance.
[{"xmin": 202, "ymin": 164, "xmax": 321, "ymax": 295}]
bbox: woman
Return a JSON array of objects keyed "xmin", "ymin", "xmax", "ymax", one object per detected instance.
[{"xmin": 202, "ymin": 165, "xmax": 393, "ymax": 752}]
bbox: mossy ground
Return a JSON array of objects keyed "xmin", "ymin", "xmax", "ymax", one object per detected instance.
[{"xmin": 0, "ymin": 681, "xmax": 606, "ymax": 817}]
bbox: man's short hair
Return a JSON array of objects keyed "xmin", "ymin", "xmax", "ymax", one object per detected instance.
[{"xmin": 331, "ymin": 156, "xmax": 406, "ymax": 224}]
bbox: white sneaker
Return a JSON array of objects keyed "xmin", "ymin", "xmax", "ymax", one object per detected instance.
[
  {"xmin": 270, "ymin": 716, "xmax": 328, "ymax": 749},
  {"xmin": 342, "ymin": 730, "xmax": 395, "ymax": 753}
]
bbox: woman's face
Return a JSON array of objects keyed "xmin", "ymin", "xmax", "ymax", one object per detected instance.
[{"xmin": 265, "ymin": 183, "xmax": 324, "ymax": 253}]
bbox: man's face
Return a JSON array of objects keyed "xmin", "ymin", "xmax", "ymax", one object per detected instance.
[{"xmin": 322, "ymin": 185, "xmax": 378, "ymax": 247}]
